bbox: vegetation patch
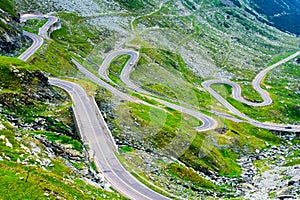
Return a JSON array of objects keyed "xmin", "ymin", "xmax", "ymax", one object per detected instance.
[
  {"xmin": 108, "ymin": 54, "xmax": 130, "ymax": 85},
  {"xmin": 32, "ymin": 131, "xmax": 82, "ymax": 153},
  {"xmin": 23, "ymin": 18, "xmax": 48, "ymax": 34},
  {"xmin": 0, "ymin": 161, "xmax": 125, "ymax": 199},
  {"xmin": 167, "ymin": 162, "xmax": 216, "ymax": 189},
  {"xmin": 284, "ymin": 159, "xmax": 300, "ymax": 167}
]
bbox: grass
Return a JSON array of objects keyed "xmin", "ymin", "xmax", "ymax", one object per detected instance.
[
  {"xmin": 253, "ymin": 159, "xmax": 270, "ymax": 174},
  {"xmin": 235, "ymin": 82, "xmax": 263, "ymax": 102},
  {"xmin": 0, "ymin": 56, "xmax": 37, "ymax": 70},
  {"xmin": 31, "ymin": 131, "xmax": 82, "ymax": 153},
  {"xmin": 131, "ymin": 47, "xmax": 213, "ymax": 108},
  {"xmin": 211, "ymin": 62, "xmax": 300, "ymax": 125},
  {"xmin": 119, "ymin": 145, "xmax": 134, "ymax": 154},
  {"xmin": 116, "ymin": 154, "xmax": 175, "ymax": 198},
  {"xmin": 23, "ymin": 18, "xmax": 48, "ymax": 34},
  {"xmin": 130, "ymin": 170, "xmax": 174, "ymax": 198},
  {"xmin": 267, "ymin": 50, "xmax": 299, "ymax": 66},
  {"xmin": 106, "ymin": 91, "xmax": 281, "ymax": 177},
  {"xmin": 0, "ymin": 160, "xmax": 125, "ymax": 199},
  {"xmin": 8, "ymin": 3, "xmax": 299, "ymax": 198},
  {"xmin": 114, "ymin": 101, "xmax": 201, "ymax": 155},
  {"xmin": 91, "ymin": 161, "xmax": 98, "ymax": 172},
  {"xmin": 123, "ymin": 45, "xmax": 283, "ymax": 177},
  {"xmin": 114, "ymin": 0, "xmax": 157, "ymax": 13},
  {"xmin": 0, "ymin": 56, "xmax": 79, "ymax": 151},
  {"xmin": 167, "ymin": 162, "xmax": 216, "ymax": 190},
  {"xmin": 108, "ymin": 54, "xmax": 130, "ymax": 86},
  {"xmin": 284, "ymin": 159, "xmax": 300, "ymax": 167},
  {"xmin": 92, "ymin": 43, "xmax": 285, "ymax": 179}
]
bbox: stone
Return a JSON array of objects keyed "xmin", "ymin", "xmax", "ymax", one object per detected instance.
[
  {"xmin": 288, "ymin": 178, "xmax": 300, "ymax": 186},
  {"xmin": 276, "ymin": 186, "xmax": 292, "ymax": 196},
  {"xmin": 278, "ymin": 156, "xmax": 285, "ymax": 161},
  {"xmin": 0, "ymin": 123, "xmax": 5, "ymax": 130},
  {"xmin": 32, "ymin": 146, "xmax": 41, "ymax": 154},
  {"xmin": 41, "ymin": 158, "xmax": 51, "ymax": 167},
  {"xmin": 5, "ymin": 138, "xmax": 13, "ymax": 148},
  {"xmin": 5, "ymin": 156, "xmax": 10, "ymax": 161},
  {"xmin": 104, "ymin": 183, "xmax": 111, "ymax": 191}
]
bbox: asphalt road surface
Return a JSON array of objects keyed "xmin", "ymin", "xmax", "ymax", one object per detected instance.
[
  {"xmin": 18, "ymin": 31, "xmax": 44, "ymax": 61},
  {"xmin": 49, "ymin": 78, "xmax": 170, "ymax": 200},
  {"xmin": 18, "ymin": 15, "xmax": 171, "ymax": 200},
  {"xmin": 18, "ymin": 14, "xmax": 58, "ymax": 61}
]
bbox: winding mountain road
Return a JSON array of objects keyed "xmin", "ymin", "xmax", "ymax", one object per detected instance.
[
  {"xmin": 95, "ymin": 50, "xmax": 217, "ymax": 131},
  {"xmin": 105, "ymin": 50, "xmax": 300, "ymax": 132},
  {"xmin": 19, "ymin": 14, "xmax": 171, "ymax": 200},
  {"xmin": 98, "ymin": 50, "xmax": 140, "ymax": 82},
  {"xmin": 18, "ymin": 12, "xmax": 300, "ymax": 200},
  {"xmin": 202, "ymin": 52, "xmax": 300, "ymax": 107},
  {"xmin": 18, "ymin": 14, "xmax": 58, "ymax": 61},
  {"xmin": 20, "ymin": 14, "xmax": 58, "ymax": 39}
]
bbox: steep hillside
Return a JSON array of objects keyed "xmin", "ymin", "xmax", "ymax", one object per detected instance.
[
  {"xmin": 0, "ymin": 0, "xmax": 24, "ymax": 55},
  {"xmin": 0, "ymin": 56, "xmax": 126, "ymax": 199},
  {"xmin": 242, "ymin": 0, "xmax": 300, "ymax": 35}
]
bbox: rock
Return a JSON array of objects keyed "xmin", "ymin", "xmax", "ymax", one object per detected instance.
[
  {"xmin": 0, "ymin": 123, "xmax": 5, "ymax": 130},
  {"xmin": 133, "ymin": 121, "xmax": 140, "ymax": 127},
  {"xmin": 44, "ymin": 192, "xmax": 50, "ymax": 197},
  {"xmin": 97, "ymin": 173, "xmax": 105, "ymax": 182},
  {"xmin": 278, "ymin": 156, "xmax": 285, "ymax": 161},
  {"xmin": 5, "ymin": 156, "xmax": 10, "ymax": 161},
  {"xmin": 104, "ymin": 182, "xmax": 111, "ymax": 191},
  {"xmin": 288, "ymin": 178, "xmax": 300, "ymax": 186},
  {"xmin": 5, "ymin": 138, "xmax": 13, "ymax": 148},
  {"xmin": 276, "ymin": 186, "xmax": 293, "ymax": 196},
  {"xmin": 0, "ymin": 6, "xmax": 24, "ymax": 56},
  {"xmin": 32, "ymin": 146, "xmax": 41, "ymax": 154},
  {"xmin": 41, "ymin": 158, "xmax": 51, "ymax": 167}
]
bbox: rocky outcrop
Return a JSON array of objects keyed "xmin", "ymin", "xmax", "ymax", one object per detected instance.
[{"xmin": 0, "ymin": 1, "xmax": 24, "ymax": 56}]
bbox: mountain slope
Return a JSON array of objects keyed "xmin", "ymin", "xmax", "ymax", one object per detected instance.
[
  {"xmin": 0, "ymin": 0, "xmax": 24, "ymax": 55},
  {"xmin": 4, "ymin": 0, "xmax": 300, "ymax": 199},
  {"xmin": 243, "ymin": 0, "xmax": 300, "ymax": 35},
  {"xmin": 0, "ymin": 56, "xmax": 126, "ymax": 199}
]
